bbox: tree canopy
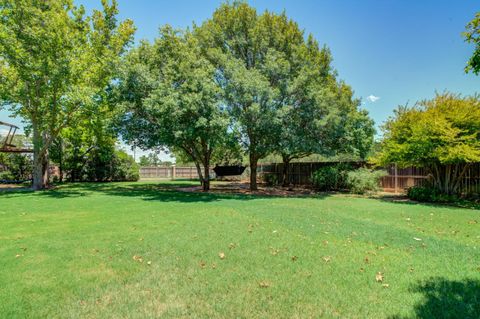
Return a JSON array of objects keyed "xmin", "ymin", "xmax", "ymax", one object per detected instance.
[
  {"xmin": 0, "ymin": 0, "xmax": 134, "ymax": 189},
  {"xmin": 195, "ymin": 2, "xmax": 373, "ymax": 189},
  {"xmin": 116, "ymin": 26, "xmax": 231, "ymax": 191},
  {"xmin": 375, "ymin": 93, "xmax": 480, "ymax": 194}
]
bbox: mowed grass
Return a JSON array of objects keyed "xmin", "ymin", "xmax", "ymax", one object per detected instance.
[{"xmin": 0, "ymin": 182, "xmax": 479, "ymax": 319}]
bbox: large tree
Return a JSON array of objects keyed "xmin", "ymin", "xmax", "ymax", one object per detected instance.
[
  {"xmin": 196, "ymin": 2, "xmax": 373, "ymax": 190},
  {"xmin": 274, "ymin": 54, "xmax": 374, "ymax": 186},
  {"xmin": 375, "ymin": 93, "xmax": 480, "ymax": 195},
  {"xmin": 116, "ymin": 27, "xmax": 230, "ymax": 191},
  {"xmin": 195, "ymin": 3, "xmax": 297, "ymax": 190},
  {"xmin": 0, "ymin": 0, "xmax": 134, "ymax": 189}
]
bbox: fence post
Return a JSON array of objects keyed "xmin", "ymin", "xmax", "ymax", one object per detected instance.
[
  {"xmin": 172, "ymin": 165, "xmax": 176, "ymax": 180},
  {"xmin": 394, "ymin": 163, "xmax": 398, "ymax": 194}
]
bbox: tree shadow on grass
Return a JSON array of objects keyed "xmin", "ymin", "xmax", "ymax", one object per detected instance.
[
  {"xmin": 1, "ymin": 181, "xmax": 331, "ymax": 203},
  {"xmin": 377, "ymin": 194, "xmax": 480, "ymax": 210},
  {"xmin": 87, "ymin": 182, "xmax": 331, "ymax": 203},
  {"xmin": 390, "ymin": 278, "xmax": 480, "ymax": 319}
]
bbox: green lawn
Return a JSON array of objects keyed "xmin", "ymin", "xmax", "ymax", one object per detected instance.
[{"xmin": 0, "ymin": 182, "xmax": 479, "ymax": 318}]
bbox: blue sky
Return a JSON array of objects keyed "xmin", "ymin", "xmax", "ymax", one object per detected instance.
[{"xmin": 2, "ymin": 0, "xmax": 480, "ymax": 155}]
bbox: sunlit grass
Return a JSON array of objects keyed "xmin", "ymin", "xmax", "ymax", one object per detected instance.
[{"xmin": 0, "ymin": 182, "xmax": 479, "ymax": 318}]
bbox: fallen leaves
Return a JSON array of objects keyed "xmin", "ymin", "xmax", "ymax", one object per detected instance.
[
  {"xmin": 132, "ymin": 255, "xmax": 143, "ymax": 263},
  {"xmin": 413, "ymin": 237, "xmax": 422, "ymax": 241},
  {"xmin": 228, "ymin": 243, "xmax": 236, "ymax": 250},
  {"xmin": 375, "ymin": 272, "xmax": 384, "ymax": 282},
  {"xmin": 270, "ymin": 247, "xmax": 280, "ymax": 256},
  {"xmin": 291, "ymin": 256, "xmax": 298, "ymax": 262},
  {"xmin": 218, "ymin": 252, "xmax": 226, "ymax": 260},
  {"xmin": 258, "ymin": 281, "xmax": 270, "ymax": 288},
  {"xmin": 322, "ymin": 256, "xmax": 331, "ymax": 263}
]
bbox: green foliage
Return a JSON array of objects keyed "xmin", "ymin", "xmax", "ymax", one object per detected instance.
[
  {"xmin": 407, "ymin": 186, "xmax": 461, "ymax": 203},
  {"xmin": 138, "ymin": 153, "xmax": 162, "ymax": 167},
  {"xmin": 0, "ymin": 134, "xmax": 32, "ymax": 181},
  {"xmin": 463, "ymin": 12, "xmax": 480, "ymax": 74},
  {"xmin": 116, "ymin": 26, "xmax": 230, "ymax": 190},
  {"xmin": 345, "ymin": 168, "xmax": 387, "ymax": 194},
  {"xmin": 49, "ymin": 118, "xmax": 139, "ymax": 182},
  {"xmin": 111, "ymin": 150, "xmax": 139, "ymax": 182},
  {"xmin": 375, "ymin": 93, "xmax": 480, "ymax": 195},
  {"xmin": 312, "ymin": 164, "xmax": 352, "ymax": 191},
  {"xmin": 195, "ymin": 2, "xmax": 374, "ymax": 190},
  {"xmin": 263, "ymin": 173, "xmax": 280, "ymax": 187},
  {"xmin": 0, "ymin": 0, "xmax": 135, "ymax": 189},
  {"xmin": 0, "ymin": 170, "xmax": 14, "ymax": 181}
]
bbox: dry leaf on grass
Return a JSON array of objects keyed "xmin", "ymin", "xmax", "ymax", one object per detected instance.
[
  {"xmin": 291, "ymin": 256, "xmax": 298, "ymax": 262},
  {"xmin": 413, "ymin": 237, "xmax": 422, "ymax": 241},
  {"xmin": 323, "ymin": 256, "xmax": 331, "ymax": 263},
  {"xmin": 219, "ymin": 252, "xmax": 226, "ymax": 260},
  {"xmin": 259, "ymin": 281, "xmax": 270, "ymax": 288},
  {"xmin": 199, "ymin": 261, "xmax": 206, "ymax": 268},
  {"xmin": 132, "ymin": 255, "xmax": 143, "ymax": 263},
  {"xmin": 382, "ymin": 284, "xmax": 390, "ymax": 288},
  {"xmin": 375, "ymin": 272, "xmax": 384, "ymax": 282},
  {"xmin": 228, "ymin": 243, "xmax": 236, "ymax": 250}
]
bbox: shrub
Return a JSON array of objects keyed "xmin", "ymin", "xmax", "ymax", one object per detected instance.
[
  {"xmin": 111, "ymin": 150, "xmax": 140, "ymax": 182},
  {"xmin": 407, "ymin": 186, "xmax": 459, "ymax": 203},
  {"xmin": 346, "ymin": 168, "xmax": 387, "ymax": 194},
  {"xmin": 263, "ymin": 173, "xmax": 279, "ymax": 186},
  {"xmin": 0, "ymin": 171, "xmax": 15, "ymax": 182},
  {"xmin": 312, "ymin": 163, "xmax": 352, "ymax": 191}
]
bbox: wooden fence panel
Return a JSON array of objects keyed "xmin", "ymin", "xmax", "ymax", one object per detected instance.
[{"xmin": 139, "ymin": 163, "xmax": 480, "ymax": 194}]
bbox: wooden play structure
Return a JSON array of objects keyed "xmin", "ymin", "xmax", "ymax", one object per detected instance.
[{"xmin": 0, "ymin": 121, "xmax": 33, "ymax": 153}]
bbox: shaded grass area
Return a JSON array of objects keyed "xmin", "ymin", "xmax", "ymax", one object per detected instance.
[{"xmin": 0, "ymin": 181, "xmax": 479, "ymax": 318}]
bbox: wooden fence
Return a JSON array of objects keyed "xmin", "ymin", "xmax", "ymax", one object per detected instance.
[
  {"xmin": 139, "ymin": 162, "xmax": 480, "ymax": 194},
  {"xmin": 140, "ymin": 166, "xmax": 205, "ymax": 179}
]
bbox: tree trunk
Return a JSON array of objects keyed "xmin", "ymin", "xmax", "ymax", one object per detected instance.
[
  {"xmin": 32, "ymin": 125, "xmax": 48, "ymax": 190},
  {"xmin": 249, "ymin": 152, "xmax": 258, "ymax": 191},
  {"xmin": 58, "ymin": 139, "xmax": 63, "ymax": 183},
  {"xmin": 194, "ymin": 161, "xmax": 204, "ymax": 187},
  {"xmin": 202, "ymin": 162, "xmax": 210, "ymax": 192},
  {"xmin": 33, "ymin": 150, "xmax": 48, "ymax": 190},
  {"xmin": 430, "ymin": 163, "xmax": 469, "ymax": 196},
  {"xmin": 282, "ymin": 155, "xmax": 291, "ymax": 187}
]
